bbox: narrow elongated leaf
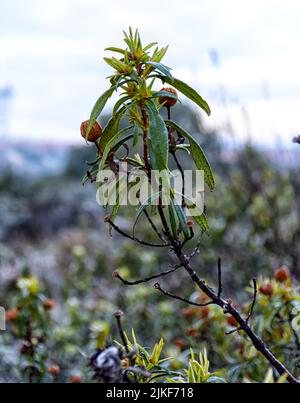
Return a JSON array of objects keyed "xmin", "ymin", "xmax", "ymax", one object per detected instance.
[
  {"xmin": 99, "ymin": 126, "xmax": 132, "ymax": 171},
  {"xmin": 147, "ymin": 101, "xmax": 169, "ymax": 171},
  {"xmin": 145, "ymin": 62, "xmax": 173, "ymax": 81},
  {"xmin": 99, "ymin": 106, "xmax": 127, "ymax": 150},
  {"xmin": 133, "ymin": 122, "xmax": 140, "ymax": 146},
  {"xmin": 105, "ymin": 47, "xmax": 126, "ymax": 55},
  {"xmin": 151, "ymin": 91, "xmax": 178, "ymax": 101},
  {"xmin": 160, "ymin": 76, "xmax": 211, "ymax": 116},
  {"xmin": 86, "ymin": 87, "xmax": 115, "ymax": 138},
  {"xmin": 143, "ymin": 42, "xmax": 158, "ymax": 52},
  {"xmin": 168, "ymin": 200, "xmax": 178, "ymax": 239},
  {"xmin": 173, "ymin": 201, "xmax": 190, "ymax": 241},
  {"xmin": 165, "ymin": 120, "xmax": 215, "ymax": 190},
  {"xmin": 177, "ymin": 192, "xmax": 209, "ymax": 233},
  {"xmin": 133, "ymin": 191, "xmax": 161, "ymax": 236},
  {"xmin": 113, "ymin": 96, "xmax": 132, "ymax": 115}
]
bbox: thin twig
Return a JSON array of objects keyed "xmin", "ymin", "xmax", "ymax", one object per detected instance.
[
  {"xmin": 142, "ymin": 208, "xmax": 166, "ymax": 243},
  {"xmin": 113, "ymin": 265, "xmax": 182, "ymax": 286},
  {"xmin": 107, "ymin": 219, "xmax": 169, "ymax": 248},
  {"xmin": 154, "ymin": 283, "xmax": 214, "ymax": 307},
  {"xmin": 114, "ymin": 311, "xmax": 130, "ymax": 356},
  {"xmin": 217, "ymin": 258, "xmax": 223, "ymax": 298},
  {"xmin": 246, "ymin": 279, "xmax": 258, "ymax": 324}
]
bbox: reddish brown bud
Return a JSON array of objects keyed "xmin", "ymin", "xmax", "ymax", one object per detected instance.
[
  {"xmin": 48, "ymin": 365, "xmax": 60, "ymax": 376},
  {"xmin": 187, "ymin": 328, "xmax": 198, "ymax": 338},
  {"xmin": 112, "ymin": 271, "xmax": 119, "ymax": 278},
  {"xmin": 43, "ymin": 299, "xmax": 56, "ymax": 311},
  {"xmin": 187, "ymin": 221, "xmax": 194, "ymax": 229},
  {"xmin": 275, "ymin": 266, "xmax": 290, "ymax": 283},
  {"xmin": 259, "ymin": 283, "xmax": 274, "ymax": 297},
  {"xmin": 5, "ymin": 308, "xmax": 19, "ymax": 322},
  {"xmin": 174, "ymin": 338, "xmax": 186, "ymax": 351},
  {"xmin": 80, "ymin": 120, "xmax": 103, "ymax": 143},
  {"xmin": 200, "ymin": 306, "xmax": 211, "ymax": 320},
  {"xmin": 227, "ymin": 316, "xmax": 238, "ymax": 327},
  {"xmin": 159, "ymin": 87, "xmax": 178, "ymax": 108},
  {"xmin": 182, "ymin": 307, "xmax": 197, "ymax": 320},
  {"xmin": 70, "ymin": 375, "xmax": 82, "ymax": 384}
]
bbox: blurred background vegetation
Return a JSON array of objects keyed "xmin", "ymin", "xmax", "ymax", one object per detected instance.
[{"xmin": 1, "ymin": 104, "xmax": 300, "ymax": 382}]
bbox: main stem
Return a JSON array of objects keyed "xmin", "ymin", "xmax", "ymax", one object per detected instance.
[
  {"xmin": 171, "ymin": 241, "xmax": 300, "ymax": 384},
  {"xmin": 141, "ymin": 104, "xmax": 299, "ymax": 384}
]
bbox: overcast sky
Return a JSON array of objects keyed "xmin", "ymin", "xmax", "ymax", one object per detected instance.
[{"xmin": 1, "ymin": 0, "xmax": 300, "ymax": 146}]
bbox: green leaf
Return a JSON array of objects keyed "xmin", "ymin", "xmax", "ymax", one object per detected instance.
[
  {"xmin": 133, "ymin": 122, "xmax": 140, "ymax": 147},
  {"xmin": 99, "ymin": 126, "xmax": 132, "ymax": 171},
  {"xmin": 160, "ymin": 76, "xmax": 211, "ymax": 116},
  {"xmin": 86, "ymin": 87, "xmax": 115, "ymax": 138},
  {"xmin": 165, "ymin": 120, "xmax": 215, "ymax": 190},
  {"xmin": 168, "ymin": 200, "xmax": 178, "ymax": 239},
  {"xmin": 151, "ymin": 91, "xmax": 178, "ymax": 101},
  {"xmin": 133, "ymin": 191, "xmax": 161, "ymax": 236},
  {"xmin": 173, "ymin": 201, "xmax": 190, "ymax": 241},
  {"xmin": 147, "ymin": 101, "xmax": 169, "ymax": 171},
  {"xmin": 113, "ymin": 96, "xmax": 132, "ymax": 115},
  {"xmin": 177, "ymin": 192, "xmax": 209, "ymax": 233},
  {"xmin": 143, "ymin": 42, "xmax": 158, "ymax": 52},
  {"xmin": 105, "ymin": 47, "xmax": 126, "ymax": 55},
  {"xmin": 145, "ymin": 62, "xmax": 173, "ymax": 81},
  {"xmin": 99, "ymin": 106, "xmax": 127, "ymax": 150}
]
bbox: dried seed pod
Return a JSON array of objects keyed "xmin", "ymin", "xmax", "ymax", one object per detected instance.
[
  {"xmin": 159, "ymin": 87, "xmax": 178, "ymax": 108},
  {"xmin": 80, "ymin": 120, "xmax": 103, "ymax": 143}
]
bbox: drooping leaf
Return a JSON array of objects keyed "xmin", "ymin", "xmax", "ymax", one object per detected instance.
[
  {"xmin": 168, "ymin": 199, "xmax": 178, "ymax": 239},
  {"xmin": 151, "ymin": 91, "xmax": 178, "ymax": 101},
  {"xmin": 113, "ymin": 96, "xmax": 132, "ymax": 115},
  {"xmin": 166, "ymin": 120, "xmax": 215, "ymax": 190},
  {"xmin": 144, "ymin": 62, "xmax": 173, "ymax": 81},
  {"xmin": 99, "ymin": 126, "xmax": 132, "ymax": 171},
  {"xmin": 160, "ymin": 76, "xmax": 211, "ymax": 116},
  {"xmin": 86, "ymin": 87, "xmax": 115, "ymax": 138},
  {"xmin": 133, "ymin": 122, "xmax": 140, "ymax": 147},
  {"xmin": 147, "ymin": 101, "xmax": 169, "ymax": 171},
  {"xmin": 173, "ymin": 200, "xmax": 190, "ymax": 241},
  {"xmin": 99, "ymin": 106, "xmax": 127, "ymax": 150},
  {"xmin": 177, "ymin": 192, "xmax": 209, "ymax": 233},
  {"xmin": 133, "ymin": 191, "xmax": 161, "ymax": 236}
]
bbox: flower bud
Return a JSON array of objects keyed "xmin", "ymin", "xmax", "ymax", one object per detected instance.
[
  {"xmin": 159, "ymin": 87, "xmax": 178, "ymax": 108},
  {"xmin": 275, "ymin": 266, "xmax": 290, "ymax": 283},
  {"xmin": 43, "ymin": 299, "xmax": 56, "ymax": 311},
  {"xmin": 227, "ymin": 316, "xmax": 238, "ymax": 327},
  {"xmin": 259, "ymin": 283, "xmax": 274, "ymax": 296},
  {"xmin": 80, "ymin": 120, "xmax": 103, "ymax": 143},
  {"xmin": 70, "ymin": 375, "xmax": 82, "ymax": 384},
  {"xmin": 48, "ymin": 365, "xmax": 60, "ymax": 376},
  {"xmin": 5, "ymin": 308, "xmax": 19, "ymax": 322}
]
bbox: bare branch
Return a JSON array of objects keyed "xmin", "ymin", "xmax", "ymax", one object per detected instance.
[
  {"xmin": 107, "ymin": 218, "xmax": 170, "ymax": 248},
  {"xmin": 154, "ymin": 283, "xmax": 214, "ymax": 307},
  {"xmin": 113, "ymin": 265, "xmax": 182, "ymax": 286}
]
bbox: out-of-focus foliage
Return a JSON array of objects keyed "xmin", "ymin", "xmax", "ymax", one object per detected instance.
[{"xmin": 1, "ymin": 103, "xmax": 300, "ymax": 383}]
